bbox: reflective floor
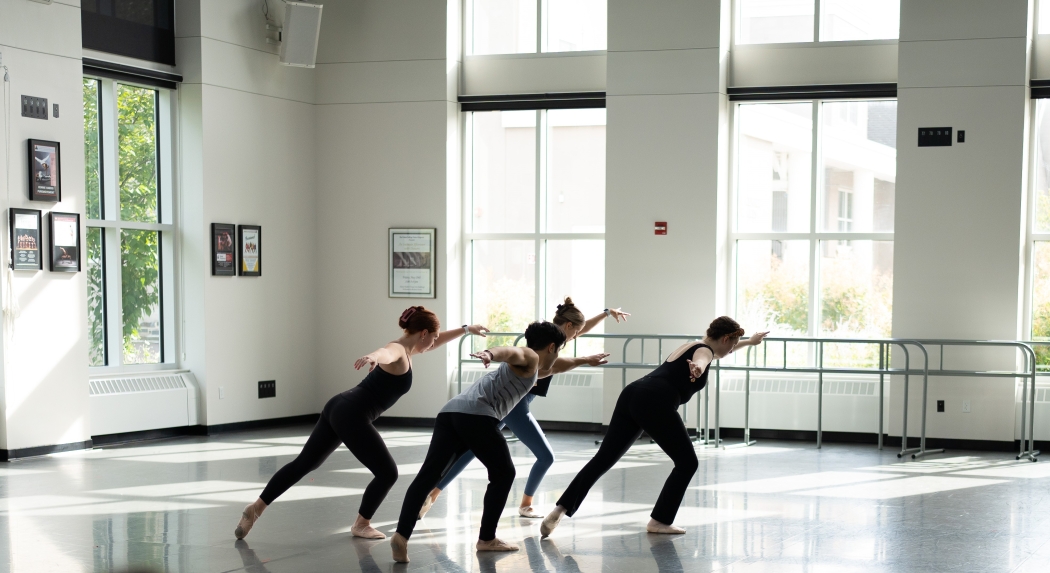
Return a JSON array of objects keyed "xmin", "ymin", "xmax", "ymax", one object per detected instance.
[{"xmin": 1, "ymin": 425, "xmax": 1048, "ymax": 572}]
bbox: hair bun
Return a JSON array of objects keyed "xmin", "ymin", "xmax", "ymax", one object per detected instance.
[
  {"xmin": 399, "ymin": 306, "xmax": 419, "ymax": 328},
  {"xmin": 563, "ymin": 296, "xmax": 575, "ymax": 306}
]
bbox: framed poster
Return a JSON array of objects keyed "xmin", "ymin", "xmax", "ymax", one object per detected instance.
[
  {"xmin": 212, "ymin": 223, "xmax": 236, "ymax": 276},
  {"xmin": 28, "ymin": 139, "xmax": 61, "ymax": 202},
  {"xmin": 238, "ymin": 224, "xmax": 262, "ymax": 276},
  {"xmin": 10, "ymin": 208, "xmax": 42, "ymax": 271},
  {"xmin": 389, "ymin": 228, "xmax": 435, "ymax": 298},
  {"xmin": 48, "ymin": 211, "xmax": 81, "ymax": 272}
]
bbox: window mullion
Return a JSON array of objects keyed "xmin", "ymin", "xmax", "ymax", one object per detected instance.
[
  {"xmin": 100, "ymin": 79, "xmax": 119, "ymax": 221},
  {"xmin": 103, "ymin": 226, "xmax": 124, "ymax": 367},
  {"xmin": 814, "ymin": 0, "xmax": 822, "ymax": 42},
  {"xmin": 537, "ymin": 0, "xmax": 544, "ymax": 53},
  {"xmin": 809, "ymin": 100, "xmax": 821, "ymax": 339},
  {"xmin": 535, "ymin": 109, "xmax": 545, "ymax": 320}
]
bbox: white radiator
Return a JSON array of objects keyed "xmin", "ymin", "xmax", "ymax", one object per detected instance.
[
  {"xmin": 1015, "ymin": 380, "xmax": 1050, "ymax": 440},
  {"xmin": 451, "ymin": 366, "xmax": 603, "ymax": 424},
  {"xmin": 89, "ymin": 371, "xmax": 201, "ymax": 436}
]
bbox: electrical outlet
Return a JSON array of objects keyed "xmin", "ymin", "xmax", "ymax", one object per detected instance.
[
  {"xmin": 962, "ymin": 400, "xmax": 971, "ymax": 413},
  {"xmin": 21, "ymin": 95, "xmax": 48, "ymax": 120},
  {"xmin": 259, "ymin": 380, "xmax": 276, "ymax": 399},
  {"xmin": 53, "ymin": 103, "xmax": 59, "ymax": 118},
  {"xmin": 936, "ymin": 400, "xmax": 945, "ymax": 412},
  {"xmin": 219, "ymin": 386, "xmax": 225, "ymax": 399}
]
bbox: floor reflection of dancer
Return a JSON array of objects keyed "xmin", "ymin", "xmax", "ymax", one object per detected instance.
[
  {"xmin": 233, "ymin": 307, "xmax": 489, "ymax": 540},
  {"xmin": 391, "ymin": 322, "xmax": 566, "ymax": 563},
  {"xmin": 541, "ymin": 317, "xmax": 768, "ymax": 536},
  {"xmin": 419, "ymin": 298, "xmax": 630, "ymax": 519}
]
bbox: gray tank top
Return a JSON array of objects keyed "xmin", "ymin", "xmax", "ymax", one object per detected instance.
[{"xmin": 441, "ymin": 362, "xmax": 538, "ymax": 420}]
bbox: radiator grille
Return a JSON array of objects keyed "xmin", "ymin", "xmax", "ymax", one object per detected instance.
[
  {"xmin": 720, "ymin": 377, "xmax": 877, "ymax": 396},
  {"xmin": 89, "ymin": 375, "xmax": 187, "ymax": 396}
]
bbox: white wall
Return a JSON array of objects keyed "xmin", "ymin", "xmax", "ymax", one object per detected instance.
[
  {"xmin": 176, "ymin": 0, "xmax": 318, "ymax": 426},
  {"xmin": 0, "ymin": 0, "xmax": 91, "ymax": 451}
]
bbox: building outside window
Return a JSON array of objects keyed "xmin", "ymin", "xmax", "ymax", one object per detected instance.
[
  {"xmin": 737, "ymin": 0, "xmax": 900, "ymax": 44},
  {"xmin": 469, "ymin": 0, "xmax": 607, "ymax": 55},
  {"xmin": 732, "ymin": 99, "xmax": 897, "ymax": 365},
  {"xmin": 465, "ymin": 108, "xmax": 606, "ymax": 355},
  {"xmin": 83, "ymin": 76, "xmax": 177, "ymax": 370}
]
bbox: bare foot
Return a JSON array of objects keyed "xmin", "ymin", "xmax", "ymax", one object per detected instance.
[
  {"xmin": 476, "ymin": 538, "xmax": 519, "ymax": 552},
  {"xmin": 646, "ymin": 518, "xmax": 685, "ymax": 534},
  {"xmin": 234, "ymin": 500, "xmax": 266, "ymax": 539},
  {"xmin": 540, "ymin": 506, "xmax": 566, "ymax": 537},
  {"xmin": 391, "ymin": 533, "xmax": 409, "ymax": 563},
  {"xmin": 518, "ymin": 505, "xmax": 542, "ymax": 518}
]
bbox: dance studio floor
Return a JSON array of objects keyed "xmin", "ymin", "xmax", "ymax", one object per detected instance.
[{"xmin": 1, "ymin": 426, "xmax": 1048, "ymax": 572}]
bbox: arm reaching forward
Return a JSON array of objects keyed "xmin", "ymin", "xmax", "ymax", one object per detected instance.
[
  {"xmin": 355, "ymin": 343, "xmax": 408, "ymax": 372},
  {"xmin": 470, "ymin": 346, "xmax": 540, "ymax": 378}
]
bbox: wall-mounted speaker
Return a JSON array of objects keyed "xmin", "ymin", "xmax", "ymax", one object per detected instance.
[{"xmin": 279, "ymin": 2, "xmax": 323, "ymax": 68}]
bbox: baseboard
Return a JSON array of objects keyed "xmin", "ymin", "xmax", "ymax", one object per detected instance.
[
  {"xmin": 0, "ymin": 439, "xmax": 93, "ymax": 461},
  {"xmin": 203, "ymin": 414, "xmax": 320, "ymax": 435},
  {"xmin": 92, "ymin": 426, "xmax": 203, "ymax": 447},
  {"xmin": 375, "ymin": 416, "xmax": 436, "ymax": 428},
  {"xmin": 537, "ymin": 420, "xmax": 604, "ymax": 433}
]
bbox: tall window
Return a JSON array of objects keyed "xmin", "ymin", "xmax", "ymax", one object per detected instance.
[
  {"xmin": 732, "ymin": 100, "xmax": 897, "ymax": 361},
  {"xmin": 1028, "ymin": 100, "xmax": 1050, "ymax": 367},
  {"xmin": 466, "ymin": 108, "xmax": 606, "ymax": 353},
  {"xmin": 84, "ymin": 77, "xmax": 176, "ymax": 370},
  {"xmin": 469, "ymin": 0, "xmax": 607, "ymax": 55},
  {"xmin": 737, "ymin": 0, "xmax": 900, "ymax": 44}
]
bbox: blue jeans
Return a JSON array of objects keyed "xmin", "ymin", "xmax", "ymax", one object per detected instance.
[{"xmin": 435, "ymin": 394, "xmax": 554, "ymax": 497}]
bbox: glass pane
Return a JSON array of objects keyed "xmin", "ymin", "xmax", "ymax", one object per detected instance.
[
  {"xmin": 472, "ymin": 240, "xmax": 535, "ymax": 350},
  {"xmin": 546, "ymin": 0, "xmax": 607, "ymax": 52},
  {"xmin": 736, "ymin": 240, "xmax": 810, "ymax": 336},
  {"xmin": 472, "ymin": 111, "xmax": 536, "ymax": 233},
  {"xmin": 736, "ymin": 103, "xmax": 812, "ymax": 232},
  {"xmin": 472, "ymin": 0, "xmax": 537, "ymax": 54},
  {"xmin": 821, "ymin": 0, "xmax": 900, "ymax": 41},
  {"xmin": 819, "ymin": 240, "xmax": 893, "ymax": 341},
  {"xmin": 1033, "ymin": 101, "xmax": 1050, "ymax": 232},
  {"xmin": 84, "ymin": 78, "xmax": 102, "ymax": 220},
  {"xmin": 118, "ymin": 84, "xmax": 158, "ymax": 223},
  {"xmin": 122, "ymin": 229, "xmax": 161, "ymax": 364},
  {"xmin": 1041, "ymin": 0, "xmax": 1050, "ymax": 35},
  {"xmin": 738, "ymin": 0, "xmax": 814, "ymax": 44},
  {"xmin": 87, "ymin": 227, "xmax": 106, "ymax": 366},
  {"xmin": 546, "ymin": 109, "xmax": 605, "ymax": 233},
  {"xmin": 1034, "ymin": 242, "xmax": 1050, "ymax": 370},
  {"xmin": 821, "ymin": 101, "xmax": 897, "ymax": 232},
  {"xmin": 546, "ymin": 240, "xmax": 604, "ymax": 356}
]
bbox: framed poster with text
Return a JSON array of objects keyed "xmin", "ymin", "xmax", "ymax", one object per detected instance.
[
  {"xmin": 238, "ymin": 224, "xmax": 262, "ymax": 276},
  {"xmin": 48, "ymin": 211, "xmax": 80, "ymax": 272},
  {"xmin": 389, "ymin": 228, "xmax": 435, "ymax": 298},
  {"xmin": 28, "ymin": 139, "xmax": 61, "ymax": 202},
  {"xmin": 212, "ymin": 223, "xmax": 236, "ymax": 276},
  {"xmin": 10, "ymin": 208, "xmax": 42, "ymax": 271}
]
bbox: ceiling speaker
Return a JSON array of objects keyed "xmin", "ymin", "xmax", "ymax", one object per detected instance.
[{"xmin": 279, "ymin": 2, "xmax": 323, "ymax": 68}]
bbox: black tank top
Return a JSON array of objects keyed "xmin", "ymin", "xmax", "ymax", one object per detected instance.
[
  {"xmin": 637, "ymin": 342, "xmax": 712, "ymax": 405},
  {"xmin": 352, "ymin": 364, "xmax": 413, "ymax": 412},
  {"xmin": 530, "ymin": 375, "xmax": 554, "ymax": 397}
]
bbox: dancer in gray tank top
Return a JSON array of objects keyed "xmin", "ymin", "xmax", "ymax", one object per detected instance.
[{"xmin": 391, "ymin": 321, "xmax": 567, "ymax": 563}]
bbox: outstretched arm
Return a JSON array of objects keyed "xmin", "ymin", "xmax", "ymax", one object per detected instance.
[
  {"xmin": 733, "ymin": 331, "xmax": 769, "ymax": 352},
  {"xmin": 470, "ymin": 346, "xmax": 539, "ymax": 376},
  {"xmin": 548, "ymin": 353, "xmax": 610, "ymax": 375},
  {"xmin": 579, "ymin": 308, "xmax": 630, "ymax": 336},
  {"xmin": 354, "ymin": 344, "xmax": 405, "ymax": 372},
  {"xmin": 430, "ymin": 324, "xmax": 490, "ymax": 352}
]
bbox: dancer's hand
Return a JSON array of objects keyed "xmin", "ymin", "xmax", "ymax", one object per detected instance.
[
  {"xmin": 748, "ymin": 331, "xmax": 770, "ymax": 346},
  {"xmin": 354, "ymin": 353, "xmax": 378, "ymax": 371},
  {"xmin": 686, "ymin": 359, "xmax": 706, "ymax": 382},
  {"xmin": 470, "ymin": 349, "xmax": 495, "ymax": 368},
  {"xmin": 608, "ymin": 308, "xmax": 630, "ymax": 323},
  {"xmin": 467, "ymin": 325, "xmax": 490, "ymax": 337},
  {"xmin": 582, "ymin": 353, "xmax": 610, "ymax": 366}
]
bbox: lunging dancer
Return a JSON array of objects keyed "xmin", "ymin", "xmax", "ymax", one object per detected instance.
[
  {"xmin": 540, "ymin": 317, "xmax": 768, "ymax": 536},
  {"xmin": 391, "ymin": 322, "xmax": 566, "ymax": 563},
  {"xmin": 419, "ymin": 298, "xmax": 630, "ymax": 519},
  {"xmin": 233, "ymin": 307, "xmax": 489, "ymax": 540}
]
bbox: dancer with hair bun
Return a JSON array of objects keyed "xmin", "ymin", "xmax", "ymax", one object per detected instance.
[
  {"xmin": 418, "ymin": 297, "xmax": 630, "ymax": 519},
  {"xmin": 540, "ymin": 316, "xmax": 768, "ymax": 537},
  {"xmin": 233, "ymin": 307, "xmax": 489, "ymax": 541}
]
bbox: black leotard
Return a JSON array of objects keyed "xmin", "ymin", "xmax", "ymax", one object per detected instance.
[
  {"xmin": 351, "ymin": 363, "xmax": 413, "ymax": 415},
  {"xmin": 634, "ymin": 342, "xmax": 711, "ymax": 405},
  {"xmin": 529, "ymin": 374, "xmax": 554, "ymax": 396}
]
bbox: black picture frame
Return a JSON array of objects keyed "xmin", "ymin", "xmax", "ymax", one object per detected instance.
[
  {"xmin": 28, "ymin": 139, "xmax": 61, "ymax": 202},
  {"xmin": 48, "ymin": 211, "xmax": 81, "ymax": 273},
  {"xmin": 238, "ymin": 225, "xmax": 261, "ymax": 277},
  {"xmin": 212, "ymin": 223, "xmax": 236, "ymax": 276},
  {"xmin": 10, "ymin": 208, "xmax": 43, "ymax": 271}
]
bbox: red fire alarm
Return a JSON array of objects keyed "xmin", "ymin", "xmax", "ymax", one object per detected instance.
[{"xmin": 655, "ymin": 222, "xmax": 667, "ymax": 235}]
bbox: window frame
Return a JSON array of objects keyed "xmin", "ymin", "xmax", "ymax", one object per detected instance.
[
  {"xmin": 1025, "ymin": 98, "xmax": 1049, "ymax": 342},
  {"xmin": 464, "ymin": 0, "xmax": 607, "ymax": 56},
  {"xmin": 728, "ymin": 97, "xmax": 896, "ymax": 337},
  {"xmin": 85, "ymin": 75, "xmax": 180, "ymax": 375},
  {"xmin": 462, "ymin": 108, "xmax": 606, "ymax": 330},
  {"xmin": 733, "ymin": 0, "xmax": 901, "ymax": 45}
]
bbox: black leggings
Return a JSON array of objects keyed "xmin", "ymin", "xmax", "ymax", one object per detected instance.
[
  {"xmin": 259, "ymin": 390, "xmax": 397, "ymax": 519},
  {"xmin": 556, "ymin": 382, "xmax": 699, "ymax": 525},
  {"xmin": 396, "ymin": 412, "xmax": 515, "ymax": 541}
]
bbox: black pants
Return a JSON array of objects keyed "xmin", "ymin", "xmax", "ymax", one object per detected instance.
[
  {"xmin": 396, "ymin": 412, "xmax": 515, "ymax": 541},
  {"xmin": 556, "ymin": 381, "xmax": 699, "ymax": 525},
  {"xmin": 259, "ymin": 389, "xmax": 397, "ymax": 519}
]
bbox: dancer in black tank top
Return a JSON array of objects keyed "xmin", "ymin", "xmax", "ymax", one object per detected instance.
[
  {"xmin": 233, "ymin": 307, "xmax": 489, "ymax": 541},
  {"xmin": 540, "ymin": 317, "xmax": 767, "ymax": 536}
]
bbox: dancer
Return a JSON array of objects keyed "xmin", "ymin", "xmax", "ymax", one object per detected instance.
[
  {"xmin": 419, "ymin": 298, "xmax": 630, "ymax": 519},
  {"xmin": 540, "ymin": 316, "xmax": 768, "ymax": 536},
  {"xmin": 233, "ymin": 307, "xmax": 489, "ymax": 540},
  {"xmin": 391, "ymin": 321, "xmax": 566, "ymax": 563}
]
